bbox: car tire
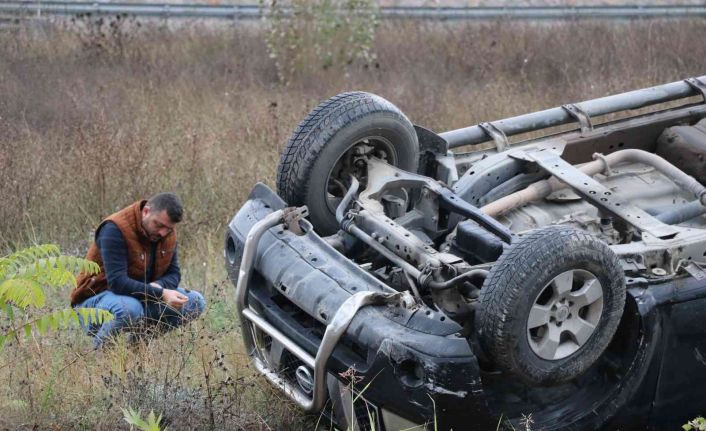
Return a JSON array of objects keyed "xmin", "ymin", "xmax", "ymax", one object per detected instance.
[
  {"xmin": 276, "ymin": 92, "xmax": 420, "ymax": 235},
  {"xmin": 476, "ymin": 225, "xmax": 626, "ymax": 386}
]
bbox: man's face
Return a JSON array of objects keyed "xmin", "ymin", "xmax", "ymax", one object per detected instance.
[{"xmin": 141, "ymin": 205, "xmax": 176, "ymax": 242}]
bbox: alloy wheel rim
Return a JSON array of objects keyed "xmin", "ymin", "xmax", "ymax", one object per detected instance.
[{"xmin": 527, "ymin": 269, "xmax": 604, "ymax": 360}]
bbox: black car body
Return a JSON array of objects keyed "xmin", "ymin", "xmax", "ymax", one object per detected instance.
[{"xmin": 226, "ymin": 77, "xmax": 706, "ymax": 430}]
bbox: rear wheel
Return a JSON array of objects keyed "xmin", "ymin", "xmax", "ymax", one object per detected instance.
[
  {"xmin": 276, "ymin": 92, "xmax": 420, "ymax": 235},
  {"xmin": 476, "ymin": 225, "xmax": 626, "ymax": 386}
]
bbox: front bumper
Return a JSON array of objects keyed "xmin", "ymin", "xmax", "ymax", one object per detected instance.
[{"xmin": 225, "ymin": 183, "xmax": 498, "ymax": 430}]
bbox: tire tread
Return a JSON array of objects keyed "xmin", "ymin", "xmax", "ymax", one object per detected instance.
[{"xmin": 276, "ymin": 92, "xmax": 413, "ymax": 206}]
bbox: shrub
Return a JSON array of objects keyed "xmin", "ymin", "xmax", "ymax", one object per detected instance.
[{"xmin": 261, "ymin": 0, "xmax": 378, "ymax": 84}]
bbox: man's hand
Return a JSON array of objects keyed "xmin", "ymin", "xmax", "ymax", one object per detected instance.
[{"xmin": 159, "ymin": 286, "xmax": 188, "ymax": 309}]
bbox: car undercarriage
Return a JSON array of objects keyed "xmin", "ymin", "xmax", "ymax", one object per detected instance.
[{"xmin": 226, "ymin": 76, "xmax": 706, "ymax": 430}]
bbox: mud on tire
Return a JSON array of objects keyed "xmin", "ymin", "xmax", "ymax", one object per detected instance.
[{"xmin": 476, "ymin": 225, "xmax": 626, "ymax": 386}]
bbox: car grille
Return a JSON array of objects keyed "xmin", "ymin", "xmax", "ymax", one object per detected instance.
[
  {"xmin": 280, "ymin": 350, "xmax": 305, "ymax": 383},
  {"xmin": 270, "ymin": 289, "xmax": 368, "ymax": 365},
  {"xmin": 353, "ymin": 396, "xmax": 381, "ymax": 431}
]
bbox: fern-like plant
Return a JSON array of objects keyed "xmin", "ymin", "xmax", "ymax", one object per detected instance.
[
  {"xmin": 0, "ymin": 244, "xmax": 113, "ymax": 350},
  {"xmin": 122, "ymin": 407, "xmax": 167, "ymax": 431}
]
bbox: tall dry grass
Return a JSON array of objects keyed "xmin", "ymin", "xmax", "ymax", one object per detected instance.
[{"xmin": 0, "ymin": 16, "xmax": 705, "ymax": 429}]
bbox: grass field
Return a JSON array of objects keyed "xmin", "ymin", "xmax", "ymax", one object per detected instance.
[{"xmin": 1, "ymin": 16, "xmax": 705, "ymax": 429}]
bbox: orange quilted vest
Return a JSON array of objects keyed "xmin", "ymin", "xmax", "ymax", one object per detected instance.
[{"xmin": 70, "ymin": 200, "xmax": 177, "ymax": 306}]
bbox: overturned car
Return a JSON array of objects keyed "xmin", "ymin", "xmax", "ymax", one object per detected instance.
[{"xmin": 226, "ymin": 76, "xmax": 706, "ymax": 430}]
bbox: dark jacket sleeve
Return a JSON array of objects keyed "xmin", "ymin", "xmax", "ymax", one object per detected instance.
[
  {"xmin": 154, "ymin": 245, "xmax": 181, "ymax": 290},
  {"xmin": 97, "ymin": 222, "xmax": 164, "ymax": 300}
]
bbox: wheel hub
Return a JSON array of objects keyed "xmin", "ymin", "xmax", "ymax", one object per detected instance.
[
  {"xmin": 554, "ymin": 304, "xmax": 570, "ymax": 322},
  {"xmin": 325, "ymin": 137, "xmax": 396, "ymax": 216}
]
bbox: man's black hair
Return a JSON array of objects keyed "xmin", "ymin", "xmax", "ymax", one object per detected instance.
[{"xmin": 147, "ymin": 192, "xmax": 183, "ymax": 223}]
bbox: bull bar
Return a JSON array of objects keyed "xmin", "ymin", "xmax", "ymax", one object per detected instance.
[{"xmin": 234, "ymin": 207, "xmax": 401, "ymax": 413}]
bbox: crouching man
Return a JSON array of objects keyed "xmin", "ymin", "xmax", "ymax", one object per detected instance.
[{"xmin": 70, "ymin": 192, "xmax": 205, "ymax": 348}]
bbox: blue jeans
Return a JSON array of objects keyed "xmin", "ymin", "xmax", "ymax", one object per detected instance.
[{"xmin": 78, "ymin": 288, "xmax": 206, "ymax": 348}]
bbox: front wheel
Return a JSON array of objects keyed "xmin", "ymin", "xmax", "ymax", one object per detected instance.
[{"xmin": 276, "ymin": 92, "xmax": 420, "ymax": 235}]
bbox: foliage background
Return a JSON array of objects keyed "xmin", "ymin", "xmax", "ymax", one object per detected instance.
[{"xmin": 1, "ymin": 12, "xmax": 706, "ymax": 429}]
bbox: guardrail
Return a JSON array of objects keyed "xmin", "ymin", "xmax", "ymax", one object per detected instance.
[{"xmin": 2, "ymin": 1, "xmax": 706, "ymax": 21}]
